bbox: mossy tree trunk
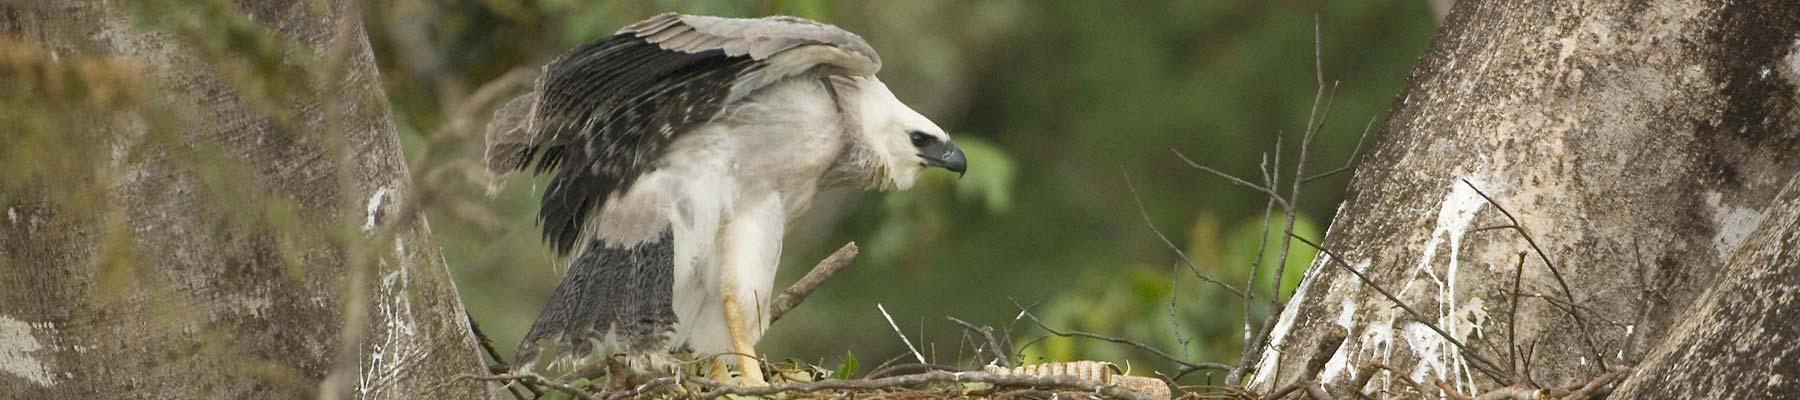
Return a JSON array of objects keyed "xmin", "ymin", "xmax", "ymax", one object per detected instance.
[
  {"xmin": 1252, "ymin": 0, "xmax": 1799, "ymax": 397},
  {"xmin": 0, "ymin": 1, "xmax": 492, "ymax": 398}
]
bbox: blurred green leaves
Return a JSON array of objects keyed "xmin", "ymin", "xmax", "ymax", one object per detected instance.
[{"xmin": 865, "ymin": 136, "xmax": 1017, "ymax": 270}]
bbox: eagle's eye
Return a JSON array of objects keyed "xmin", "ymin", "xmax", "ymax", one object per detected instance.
[{"xmin": 908, "ymin": 130, "xmax": 934, "ymax": 148}]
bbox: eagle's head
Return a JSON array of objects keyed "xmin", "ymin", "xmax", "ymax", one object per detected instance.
[{"xmin": 841, "ymin": 76, "xmax": 965, "ymax": 190}]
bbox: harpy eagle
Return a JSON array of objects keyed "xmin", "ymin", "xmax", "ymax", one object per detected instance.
[{"xmin": 484, "ymin": 13, "xmax": 966, "ymax": 384}]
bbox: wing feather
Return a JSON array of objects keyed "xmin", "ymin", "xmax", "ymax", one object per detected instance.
[{"xmin": 483, "ymin": 13, "xmax": 883, "ymax": 255}]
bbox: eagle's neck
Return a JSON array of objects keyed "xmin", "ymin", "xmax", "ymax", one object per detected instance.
[
  {"xmin": 817, "ymin": 75, "xmax": 900, "ymax": 191},
  {"xmin": 819, "ymin": 140, "xmax": 893, "ymax": 190}
]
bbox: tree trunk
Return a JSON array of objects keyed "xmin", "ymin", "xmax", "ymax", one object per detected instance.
[
  {"xmin": 0, "ymin": 1, "xmax": 492, "ymax": 399},
  {"xmin": 1251, "ymin": 0, "xmax": 1800, "ymax": 397}
]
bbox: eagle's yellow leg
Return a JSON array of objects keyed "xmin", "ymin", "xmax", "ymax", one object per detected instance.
[{"xmin": 720, "ymin": 291, "xmax": 767, "ymax": 386}]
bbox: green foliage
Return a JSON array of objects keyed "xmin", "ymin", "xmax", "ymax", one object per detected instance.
[{"xmin": 832, "ymin": 351, "xmax": 859, "ymax": 380}]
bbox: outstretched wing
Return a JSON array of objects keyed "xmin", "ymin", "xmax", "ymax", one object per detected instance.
[{"xmin": 485, "ymin": 13, "xmax": 882, "ymax": 255}]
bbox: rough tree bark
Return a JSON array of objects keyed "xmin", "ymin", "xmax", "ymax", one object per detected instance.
[
  {"xmin": 1251, "ymin": 0, "xmax": 1799, "ymax": 397},
  {"xmin": 0, "ymin": 1, "xmax": 492, "ymax": 399}
]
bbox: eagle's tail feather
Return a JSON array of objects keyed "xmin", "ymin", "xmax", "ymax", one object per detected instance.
[{"xmin": 513, "ymin": 229, "xmax": 677, "ymax": 372}]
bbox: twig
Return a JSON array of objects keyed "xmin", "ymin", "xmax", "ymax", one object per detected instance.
[
  {"xmin": 1474, "ymin": 386, "xmax": 1546, "ymax": 400},
  {"xmin": 1301, "ymin": 116, "xmax": 1377, "ymax": 183},
  {"xmin": 768, "ymin": 242, "xmax": 859, "ymax": 323},
  {"xmin": 1433, "ymin": 378, "xmax": 1473, "ymax": 400},
  {"xmin": 692, "ymin": 371, "xmax": 1160, "ymax": 400},
  {"xmin": 1013, "ymin": 301, "xmax": 1231, "ymax": 379},
  {"xmin": 863, "ymin": 363, "xmax": 964, "ymax": 380},
  {"xmin": 1560, "ymin": 367, "xmax": 1629, "ymax": 400},
  {"xmin": 863, "ymin": 353, "xmax": 914, "ymax": 379},
  {"xmin": 1506, "ymin": 252, "xmax": 1524, "ymax": 382},
  {"xmin": 947, "ymin": 316, "xmax": 1013, "ymax": 368},
  {"xmin": 1302, "ymin": 380, "xmax": 1332, "ymax": 400},
  {"xmin": 1265, "ymin": 380, "xmax": 1305, "ymax": 400},
  {"xmin": 1461, "ymin": 179, "xmax": 1608, "ymax": 372},
  {"xmin": 1173, "ymin": 150, "xmax": 1293, "ymax": 210},
  {"xmin": 1230, "ymin": 195, "xmax": 1279, "ymax": 386},
  {"xmin": 462, "ymin": 373, "xmax": 602, "ymax": 400},
  {"xmin": 1287, "ymin": 234, "xmax": 1511, "ymax": 385},
  {"xmin": 880, "ymin": 304, "xmax": 928, "ymax": 365},
  {"xmin": 1124, "ymin": 169, "xmax": 1246, "ymax": 298}
]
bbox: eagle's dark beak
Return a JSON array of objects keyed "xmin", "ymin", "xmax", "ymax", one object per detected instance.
[{"xmin": 920, "ymin": 140, "xmax": 967, "ymax": 178}]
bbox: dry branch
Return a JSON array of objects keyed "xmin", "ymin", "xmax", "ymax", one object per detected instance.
[
  {"xmin": 1461, "ymin": 179, "xmax": 1608, "ymax": 372},
  {"xmin": 768, "ymin": 242, "xmax": 859, "ymax": 323},
  {"xmin": 1013, "ymin": 302, "xmax": 1231, "ymax": 380},
  {"xmin": 947, "ymin": 316, "xmax": 1014, "ymax": 368},
  {"xmin": 469, "ymin": 369, "xmax": 1164, "ymax": 400},
  {"xmin": 690, "ymin": 371, "xmax": 1159, "ymax": 400}
]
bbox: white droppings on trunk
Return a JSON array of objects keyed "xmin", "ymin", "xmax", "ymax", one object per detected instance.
[
  {"xmin": 359, "ymin": 233, "xmax": 422, "ymax": 395},
  {"xmin": 6, "ymin": 207, "xmax": 15, "ymax": 224},
  {"xmin": 1705, "ymin": 191, "xmax": 1763, "ymax": 257},
  {"xmin": 1247, "ymin": 252, "xmax": 1332, "ymax": 387},
  {"xmin": 0, "ymin": 317, "xmax": 55, "ymax": 387},
  {"xmin": 362, "ymin": 188, "xmax": 390, "ymax": 234},
  {"xmin": 1392, "ymin": 177, "xmax": 1499, "ymax": 395}
]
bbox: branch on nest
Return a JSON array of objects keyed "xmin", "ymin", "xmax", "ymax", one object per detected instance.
[
  {"xmin": 462, "ymin": 373, "xmax": 602, "ymax": 400},
  {"xmin": 768, "ymin": 242, "xmax": 859, "ymax": 323},
  {"xmin": 688, "ymin": 371, "xmax": 1159, "ymax": 400},
  {"xmin": 1012, "ymin": 300, "xmax": 1231, "ymax": 380},
  {"xmin": 465, "ymin": 370, "xmax": 1162, "ymax": 400}
]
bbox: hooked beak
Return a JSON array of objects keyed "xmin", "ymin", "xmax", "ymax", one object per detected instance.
[{"xmin": 920, "ymin": 140, "xmax": 968, "ymax": 178}]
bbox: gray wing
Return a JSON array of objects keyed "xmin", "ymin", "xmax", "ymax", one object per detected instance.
[{"xmin": 483, "ymin": 13, "xmax": 881, "ymax": 255}]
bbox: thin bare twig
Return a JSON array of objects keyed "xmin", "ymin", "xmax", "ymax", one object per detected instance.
[
  {"xmin": 880, "ymin": 304, "xmax": 927, "ymax": 365},
  {"xmin": 1460, "ymin": 179, "xmax": 1608, "ymax": 372},
  {"xmin": 1287, "ymin": 234, "xmax": 1512, "ymax": 385},
  {"xmin": 1301, "ymin": 116, "xmax": 1377, "ymax": 183},
  {"xmin": 1124, "ymin": 169, "xmax": 1247, "ymax": 298},
  {"xmin": 768, "ymin": 242, "xmax": 859, "ymax": 323},
  {"xmin": 1434, "ymin": 378, "xmax": 1474, "ymax": 400},
  {"xmin": 691, "ymin": 371, "xmax": 1159, "ymax": 400},
  {"xmin": 1303, "ymin": 380, "xmax": 1332, "ymax": 400},
  {"xmin": 462, "ymin": 373, "xmax": 602, "ymax": 400},
  {"xmin": 1012, "ymin": 301, "xmax": 1231, "ymax": 380},
  {"xmin": 1173, "ymin": 149, "xmax": 1293, "ymax": 210},
  {"xmin": 863, "ymin": 363, "xmax": 964, "ymax": 380},
  {"xmin": 1561, "ymin": 367, "xmax": 1629, "ymax": 400},
  {"xmin": 1474, "ymin": 386, "xmax": 1547, "ymax": 400},
  {"xmin": 1507, "ymin": 252, "xmax": 1524, "ymax": 382},
  {"xmin": 947, "ymin": 316, "xmax": 1014, "ymax": 368}
]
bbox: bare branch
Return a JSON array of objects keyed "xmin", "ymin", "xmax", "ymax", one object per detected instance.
[
  {"xmin": 1172, "ymin": 149, "xmax": 1291, "ymax": 209},
  {"xmin": 690, "ymin": 371, "xmax": 1159, "ymax": 400},
  {"xmin": 1460, "ymin": 179, "xmax": 1608, "ymax": 372},
  {"xmin": 1124, "ymin": 169, "xmax": 1246, "ymax": 298},
  {"xmin": 1301, "ymin": 116, "xmax": 1377, "ymax": 183},
  {"xmin": 947, "ymin": 316, "xmax": 1014, "ymax": 368},
  {"xmin": 1012, "ymin": 301, "xmax": 1231, "ymax": 379},
  {"xmin": 769, "ymin": 242, "xmax": 859, "ymax": 323},
  {"xmin": 1303, "ymin": 380, "xmax": 1332, "ymax": 400},
  {"xmin": 461, "ymin": 373, "xmax": 602, "ymax": 400},
  {"xmin": 1507, "ymin": 252, "xmax": 1525, "ymax": 382},
  {"xmin": 1561, "ymin": 367, "xmax": 1629, "ymax": 400}
]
